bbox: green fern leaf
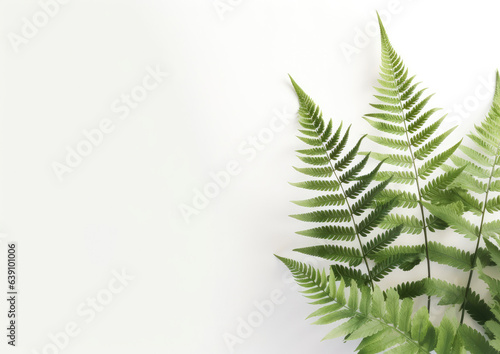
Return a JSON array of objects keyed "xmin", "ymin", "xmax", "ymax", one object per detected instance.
[
  {"xmin": 363, "ymin": 117, "xmax": 406, "ymax": 135},
  {"xmin": 372, "ymin": 189, "xmax": 418, "ymax": 208},
  {"xmin": 296, "ymin": 147, "xmax": 325, "ymax": 156},
  {"xmin": 297, "ymin": 155, "xmax": 330, "ymax": 166},
  {"xmin": 362, "ymin": 226, "xmax": 403, "ymax": 256},
  {"xmin": 296, "ymin": 225, "xmax": 355, "ymax": 242},
  {"xmin": 329, "ymin": 264, "xmax": 369, "ymax": 287},
  {"xmin": 424, "ymin": 278, "xmax": 492, "ymax": 325},
  {"xmin": 339, "ymin": 154, "xmax": 370, "ymax": 183},
  {"xmin": 367, "ymin": 135, "xmax": 408, "ymax": 151},
  {"xmin": 418, "ymin": 141, "xmax": 462, "ymax": 179},
  {"xmin": 486, "ymin": 195, "xmax": 500, "ymax": 213},
  {"xmin": 359, "ymin": 151, "xmax": 412, "ymax": 168},
  {"xmin": 293, "ymin": 166, "xmax": 333, "ymax": 178},
  {"xmin": 294, "ymin": 245, "xmax": 363, "ymax": 267},
  {"xmin": 289, "ymin": 180, "xmax": 340, "ymax": 191},
  {"xmin": 374, "ymin": 171, "xmax": 416, "ymax": 184},
  {"xmin": 277, "ymin": 255, "xmax": 448, "ymax": 353},
  {"xmin": 351, "ymin": 178, "xmax": 392, "ymax": 216},
  {"xmin": 413, "ymin": 127, "xmax": 456, "ymax": 160},
  {"xmin": 411, "ymin": 306, "xmax": 437, "ymax": 351},
  {"xmin": 379, "ymin": 214, "xmax": 424, "ymax": 234},
  {"xmin": 357, "ymin": 200, "xmax": 397, "ymax": 237},
  {"xmin": 290, "ymin": 208, "xmax": 351, "ymax": 223},
  {"xmin": 287, "ymin": 77, "xmax": 406, "ymax": 296},
  {"xmin": 420, "ymin": 166, "xmax": 466, "ymax": 200},
  {"xmin": 422, "ymin": 202, "xmax": 479, "ymax": 240},
  {"xmin": 394, "ymin": 280, "xmax": 427, "ymax": 299},
  {"xmin": 292, "ymin": 193, "xmax": 345, "ymax": 207},
  {"xmin": 458, "ymin": 325, "xmax": 497, "ymax": 354},
  {"xmin": 370, "ymin": 256, "xmax": 404, "ymax": 282},
  {"xmin": 335, "ymin": 136, "xmax": 366, "ymax": 171},
  {"xmin": 329, "ymin": 126, "xmax": 350, "ymax": 161},
  {"xmin": 407, "ymin": 108, "xmax": 440, "ymax": 134},
  {"xmin": 409, "ymin": 116, "xmax": 445, "ymax": 147},
  {"xmin": 449, "ymin": 155, "xmax": 490, "ymax": 178},
  {"xmin": 428, "ymin": 241, "xmax": 475, "ymax": 271},
  {"xmin": 482, "ymin": 220, "xmax": 500, "ymax": 238},
  {"xmin": 346, "ymin": 161, "xmax": 385, "ymax": 199},
  {"xmin": 459, "ymin": 145, "xmax": 494, "ymax": 167}
]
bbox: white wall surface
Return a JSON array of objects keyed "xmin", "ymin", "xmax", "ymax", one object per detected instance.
[{"xmin": 1, "ymin": 1, "xmax": 500, "ymax": 353}]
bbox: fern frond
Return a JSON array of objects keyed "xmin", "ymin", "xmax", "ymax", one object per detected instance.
[
  {"xmin": 329, "ymin": 127, "xmax": 350, "ymax": 161},
  {"xmin": 364, "ymin": 16, "xmax": 463, "ymax": 317},
  {"xmin": 296, "ymin": 147, "xmax": 325, "ymax": 156},
  {"xmin": 427, "ymin": 73, "xmax": 500, "ymax": 329},
  {"xmin": 276, "ymin": 257, "xmax": 445, "ymax": 353},
  {"xmin": 406, "ymin": 108, "xmax": 440, "ymax": 134},
  {"xmin": 346, "ymin": 161, "xmax": 385, "ymax": 199},
  {"xmin": 365, "ymin": 112, "xmax": 403, "ymax": 123},
  {"xmin": 288, "ymin": 77, "xmax": 406, "ymax": 293}
]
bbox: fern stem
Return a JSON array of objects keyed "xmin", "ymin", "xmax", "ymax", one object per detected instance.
[{"xmin": 460, "ymin": 155, "xmax": 498, "ymax": 324}]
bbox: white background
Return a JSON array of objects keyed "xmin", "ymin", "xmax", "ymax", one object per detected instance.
[{"xmin": 1, "ymin": 0, "xmax": 500, "ymax": 353}]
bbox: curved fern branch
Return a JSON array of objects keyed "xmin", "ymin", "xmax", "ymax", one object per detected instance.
[
  {"xmin": 363, "ymin": 14, "xmax": 461, "ymax": 311},
  {"xmin": 276, "ymin": 256, "xmax": 468, "ymax": 353},
  {"xmin": 288, "ymin": 76, "xmax": 404, "ymax": 289}
]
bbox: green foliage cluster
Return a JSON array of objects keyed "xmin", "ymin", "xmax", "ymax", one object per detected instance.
[{"xmin": 277, "ymin": 14, "xmax": 500, "ymax": 353}]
